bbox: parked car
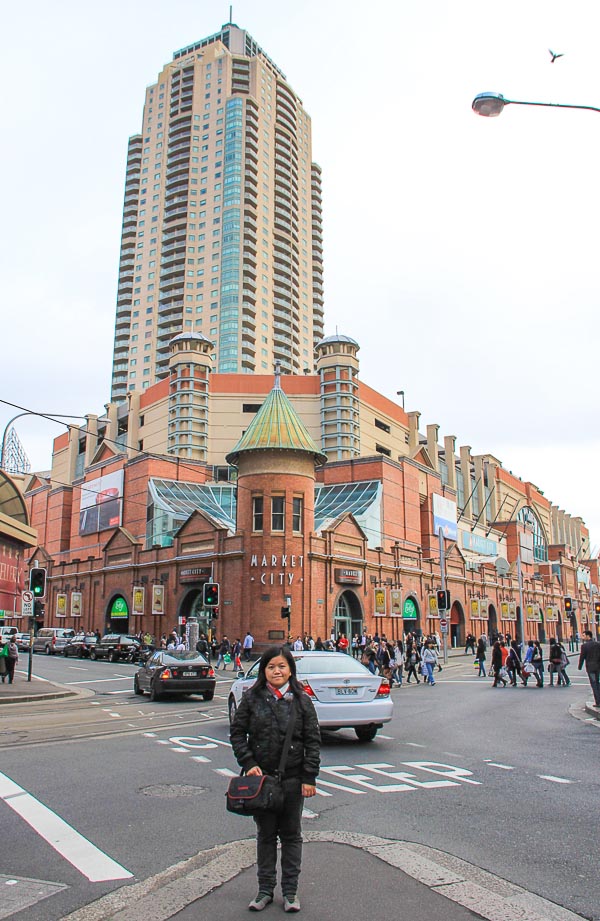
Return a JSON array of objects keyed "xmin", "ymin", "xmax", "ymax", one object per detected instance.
[
  {"xmin": 89, "ymin": 634, "xmax": 140, "ymax": 662},
  {"xmin": 0, "ymin": 626, "xmax": 18, "ymax": 640},
  {"xmin": 134, "ymin": 650, "xmax": 216, "ymax": 701},
  {"xmin": 32, "ymin": 627, "xmax": 76, "ymax": 655},
  {"xmin": 62, "ymin": 633, "xmax": 98, "ymax": 658},
  {"xmin": 228, "ymin": 650, "xmax": 393, "ymax": 742},
  {"xmin": 15, "ymin": 632, "xmax": 31, "ymax": 652}
]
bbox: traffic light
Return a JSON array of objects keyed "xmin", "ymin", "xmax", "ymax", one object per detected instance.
[
  {"xmin": 281, "ymin": 606, "xmax": 290, "ymax": 619},
  {"xmin": 564, "ymin": 596, "xmax": 573, "ymax": 613},
  {"xmin": 595, "ymin": 601, "xmax": 600, "ymax": 616},
  {"xmin": 33, "ymin": 600, "xmax": 45, "ymax": 621},
  {"xmin": 203, "ymin": 582, "xmax": 219, "ymax": 606},
  {"xmin": 436, "ymin": 589, "xmax": 450, "ymax": 612},
  {"xmin": 29, "ymin": 568, "xmax": 47, "ymax": 598}
]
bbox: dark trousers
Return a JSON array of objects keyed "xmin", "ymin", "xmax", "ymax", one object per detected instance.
[
  {"xmin": 406, "ymin": 663, "xmax": 419, "ymax": 682},
  {"xmin": 254, "ymin": 778, "xmax": 304, "ymax": 897},
  {"xmin": 586, "ymin": 669, "xmax": 600, "ymax": 707},
  {"xmin": 6, "ymin": 658, "xmax": 16, "ymax": 683}
]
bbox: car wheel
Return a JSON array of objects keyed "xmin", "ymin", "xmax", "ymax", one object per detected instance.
[
  {"xmin": 78, "ymin": 649, "xmax": 84, "ymax": 659},
  {"xmin": 45, "ymin": 645, "xmax": 52, "ymax": 656},
  {"xmin": 90, "ymin": 649, "xmax": 97, "ymax": 661},
  {"xmin": 62, "ymin": 648, "xmax": 68, "ymax": 657},
  {"xmin": 134, "ymin": 675, "xmax": 144, "ymax": 696},
  {"xmin": 202, "ymin": 690, "xmax": 215, "ymax": 702},
  {"xmin": 228, "ymin": 696, "xmax": 237, "ymax": 723},
  {"xmin": 149, "ymin": 682, "xmax": 161, "ymax": 702},
  {"xmin": 355, "ymin": 725, "xmax": 378, "ymax": 743},
  {"xmin": 108, "ymin": 650, "xmax": 117, "ymax": 663}
]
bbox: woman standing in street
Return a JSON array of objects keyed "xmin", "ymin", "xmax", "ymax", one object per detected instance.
[
  {"xmin": 230, "ymin": 647, "xmax": 320, "ymax": 913},
  {"xmin": 475, "ymin": 636, "xmax": 487, "ymax": 677},
  {"xmin": 405, "ymin": 642, "xmax": 421, "ymax": 683},
  {"xmin": 0, "ymin": 637, "xmax": 8, "ymax": 683},
  {"xmin": 421, "ymin": 640, "xmax": 438, "ymax": 686},
  {"xmin": 491, "ymin": 640, "xmax": 507, "ymax": 687},
  {"xmin": 531, "ymin": 640, "xmax": 544, "ymax": 687}
]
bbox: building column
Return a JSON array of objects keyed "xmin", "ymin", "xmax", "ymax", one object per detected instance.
[
  {"xmin": 460, "ymin": 445, "xmax": 473, "ymax": 521},
  {"xmin": 426, "ymin": 424, "xmax": 439, "ymax": 473},
  {"xmin": 443, "ymin": 435, "xmax": 456, "ymax": 490}
]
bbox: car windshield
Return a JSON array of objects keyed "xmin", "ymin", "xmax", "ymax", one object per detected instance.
[
  {"xmin": 294, "ymin": 655, "xmax": 370, "ymax": 676},
  {"xmin": 162, "ymin": 652, "xmax": 208, "ymax": 664}
]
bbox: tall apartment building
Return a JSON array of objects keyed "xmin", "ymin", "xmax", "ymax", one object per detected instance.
[{"xmin": 110, "ymin": 22, "xmax": 324, "ymax": 402}]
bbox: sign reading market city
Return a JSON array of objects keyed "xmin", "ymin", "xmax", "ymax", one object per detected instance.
[{"xmin": 250, "ymin": 554, "xmax": 303, "ymax": 585}]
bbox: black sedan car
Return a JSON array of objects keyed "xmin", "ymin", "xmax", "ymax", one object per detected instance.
[
  {"xmin": 134, "ymin": 650, "xmax": 216, "ymax": 701},
  {"xmin": 62, "ymin": 633, "xmax": 98, "ymax": 658}
]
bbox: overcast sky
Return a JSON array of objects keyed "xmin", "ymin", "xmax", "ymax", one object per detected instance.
[{"xmin": 1, "ymin": 0, "xmax": 598, "ymax": 554}]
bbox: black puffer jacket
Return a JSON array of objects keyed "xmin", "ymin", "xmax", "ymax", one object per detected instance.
[{"xmin": 230, "ymin": 687, "xmax": 320, "ymax": 785}]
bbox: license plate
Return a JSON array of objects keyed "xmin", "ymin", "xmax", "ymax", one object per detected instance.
[
  {"xmin": 182, "ymin": 671, "xmax": 196, "ymax": 677},
  {"xmin": 335, "ymin": 687, "xmax": 358, "ymax": 695}
]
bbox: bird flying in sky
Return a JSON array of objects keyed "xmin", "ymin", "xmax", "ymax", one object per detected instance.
[{"xmin": 549, "ymin": 49, "xmax": 564, "ymax": 63}]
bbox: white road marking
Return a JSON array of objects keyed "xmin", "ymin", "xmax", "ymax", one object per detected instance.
[
  {"xmin": 67, "ymin": 666, "xmax": 87, "ymax": 671},
  {"xmin": 0, "ymin": 771, "xmax": 132, "ymax": 882},
  {"xmin": 315, "ymin": 777, "xmax": 366, "ymax": 795},
  {"xmin": 484, "ymin": 761, "xmax": 514, "ymax": 770},
  {"xmin": 404, "ymin": 742, "xmax": 425, "ymax": 748},
  {"xmin": 106, "ymin": 689, "xmax": 131, "ymax": 694},
  {"xmin": 378, "ymin": 734, "xmax": 394, "ymax": 740},
  {"xmin": 302, "ymin": 807, "xmax": 318, "ymax": 819},
  {"xmin": 170, "ymin": 747, "xmax": 189, "ymax": 753},
  {"xmin": 143, "ymin": 732, "xmax": 157, "ymax": 737},
  {"xmin": 214, "ymin": 768, "xmax": 238, "ymax": 777},
  {"xmin": 64, "ymin": 677, "xmax": 132, "ymax": 685},
  {"xmin": 538, "ymin": 774, "xmax": 573, "ymax": 784},
  {"xmin": 191, "ymin": 756, "xmax": 211, "ymax": 763}
]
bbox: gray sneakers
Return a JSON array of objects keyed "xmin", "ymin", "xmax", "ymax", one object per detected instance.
[
  {"xmin": 283, "ymin": 895, "xmax": 301, "ymax": 912},
  {"xmin": 248, "ymin": 893, "xmax": 273, "ymax": 912}
]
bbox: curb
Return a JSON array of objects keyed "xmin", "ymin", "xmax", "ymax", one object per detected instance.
[
  {"xmin": 59, "ymin": 831, "xmax": 586, "ymax": 921},
  {"xmin": 584, "ymin": 701, "xmax": 600, "ymax": 720}
]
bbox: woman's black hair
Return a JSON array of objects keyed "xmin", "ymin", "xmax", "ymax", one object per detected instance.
[{"xmin": 252, "ymin": 646, "xmax": 305, "ymax": 699}]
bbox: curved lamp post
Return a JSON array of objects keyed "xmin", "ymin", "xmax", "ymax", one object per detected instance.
[
  {"xmin": 0, "ymin": 412, "xmax": 85, "ymax": 471},
  {"xmin": 472, "ymin": 92, "xmax": 600, "ymax": 117}
]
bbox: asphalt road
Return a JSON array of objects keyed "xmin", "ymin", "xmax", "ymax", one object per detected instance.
[{"xmin": 1, "ymin": 653, "xmax": 598, "ymax": 920}]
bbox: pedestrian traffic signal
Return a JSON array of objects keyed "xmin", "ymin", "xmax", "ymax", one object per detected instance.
[
  {"xmin": 33, "ymin": 600, "xmax": 44, "ymax": 620},
  {"xmin": 203, "ymin": 582, "xmax": 219, "ymax": 606},
  {"xmin": 29, "ymin": 568, "xmax": 47, "ymax": 598},
  {"xmin": 281, "ymin": 606, "xmax": 290, "ymax": 619},
  {"xmin": 564, "ymin": 596, "xmax": 572, "ymax": 613},
  {"xmin": 594, "ymin": 601, "xmax": 600, "ymax": 616},
  {"xmin": 436, "ymin": 589, "xmax": 450, "ymax": 612}
]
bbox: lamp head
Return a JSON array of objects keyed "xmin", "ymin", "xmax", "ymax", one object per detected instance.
[{"xmin": 472, "ymin": 92, "xmax": 507, "ymax": 117}]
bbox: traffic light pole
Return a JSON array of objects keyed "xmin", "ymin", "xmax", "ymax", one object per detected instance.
[{"xmin": 439, "ymin": 527, "xmax": 448, "ymax": 665}]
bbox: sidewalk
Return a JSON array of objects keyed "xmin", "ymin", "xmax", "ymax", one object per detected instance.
[
  {"xmin": 61, "ymin": 831, "xmax": 587, "ymax": 921},
  {"xmin": 0, "ymin": 671, "xmax": 78, "ymax": 705}
]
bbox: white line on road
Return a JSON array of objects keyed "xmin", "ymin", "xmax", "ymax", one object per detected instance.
[
  {"xmin": 67, "ymin": 666, "xmax": 88, "ymax": 671},
  {"xmin": 213, "ymin": 768, "xmax": 237, "ymax": 777},
  {"xmin": 0, "ymin": 771, "xmax": 132, "ymax": 882},
  {"xmin": 64, "ymin": 677, "xmax": 132, "ymax": 685},
  {"xmin": 191, "ymin": 756, "xmax": 211, "ymax": 763},
  {"xmin": 106, "ymin": 689, "xmax": 132, "ymax": 694},
  {"xmin": 538, "ymin": 774, "xmax": 573, "ymax": 784},
  {"xmin": 483, "ymin": 761, "xmax": 514, "ymax": 770},
  {"xmin": 404, "ymin": 742, "xmax": 425, "ymax": 748}
]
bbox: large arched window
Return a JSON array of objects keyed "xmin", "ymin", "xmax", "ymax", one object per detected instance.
[{"xmin": 517, "ymin": 506, "xmax": 548, "ymax": 562}]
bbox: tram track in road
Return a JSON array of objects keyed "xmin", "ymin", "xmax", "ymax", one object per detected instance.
[{"xmin": 0, "ymin": 695, "xmax": 231, "ymax": 750}]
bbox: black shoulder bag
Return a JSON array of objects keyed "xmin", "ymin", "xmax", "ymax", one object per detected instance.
[{"xmin": 226, "ymin": 699, "xmax": 297, "ymax": 816}]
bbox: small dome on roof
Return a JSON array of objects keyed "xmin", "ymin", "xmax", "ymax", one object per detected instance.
[
  {"xmin": 315, "ymin": 334, "xmax": 360, "ymax": 349},
  {"xmin": 169, "ymin": 332, "xmax": 213, "ymax": 345}
]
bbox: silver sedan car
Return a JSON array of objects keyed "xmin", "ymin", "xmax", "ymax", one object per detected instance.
[{"xmin": 228, "ymin": 650, "xmax": 393, "ymax": 742}]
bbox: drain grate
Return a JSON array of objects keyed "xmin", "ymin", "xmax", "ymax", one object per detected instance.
[{"xmin": 141, "ymin": 783, "xmax": 206, "ymax": 798}]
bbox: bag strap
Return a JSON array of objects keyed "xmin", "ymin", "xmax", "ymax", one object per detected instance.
[{"xmin": 276, "ymin": 699, "xmax": 297, "ymax": 777}]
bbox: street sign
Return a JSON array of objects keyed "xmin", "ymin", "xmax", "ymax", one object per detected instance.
[
  {"xmin": 439, "ymin": 618, "xmax": 448, "ymax": 634},
  {"xmin": 22, "ymin": 593, "xmax": 34, "ymax": 617},
  {"xmin": 22, "ymin": 591, "xmax": 33, "ymax": 603}
]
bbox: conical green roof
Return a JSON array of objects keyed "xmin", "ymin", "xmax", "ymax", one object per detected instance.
[{"xmin": 226, "ymin": 373, "xmax": 327, "ymax": 467}]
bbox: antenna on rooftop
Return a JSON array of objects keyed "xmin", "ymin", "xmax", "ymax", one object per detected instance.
[
  {"xmin": 229, "ymin": 5, "xmax": 233, "ymax": 24},
  {"xmin": 274, "ymin": 360, "xmax": 282, "ymax": 389}
]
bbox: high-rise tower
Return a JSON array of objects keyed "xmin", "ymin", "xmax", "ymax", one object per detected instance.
[{"xmin": 110, "ymin": 22, "xmax": 324, "ymax": 402}]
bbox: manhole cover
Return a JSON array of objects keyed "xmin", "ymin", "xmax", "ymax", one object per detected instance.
[{"xmin": 141, "ymin": 784, "xmax": 206, "ymax": 798}]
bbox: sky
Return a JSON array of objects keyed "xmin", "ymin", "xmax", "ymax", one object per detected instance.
[{"xmin": 1, "ymin": 0, "xmax": 598, "ymax": 554}]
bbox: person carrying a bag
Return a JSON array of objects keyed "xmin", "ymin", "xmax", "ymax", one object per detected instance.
[{"xmin": 230, "ymin": 646, "xmax": 320, "ymax": 913}]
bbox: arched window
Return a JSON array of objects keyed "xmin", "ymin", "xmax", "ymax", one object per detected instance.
[{"xmin": 517, "ymin": 507, "xmax": 548, "ymax": 562}]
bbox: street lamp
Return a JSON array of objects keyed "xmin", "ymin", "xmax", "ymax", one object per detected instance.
[
  {"xmin": 0, "ymin": 412, "xmax": 85, "ymax": 471},
  {"xmin": 472, "ymin": 92, "xmax": 600, "ymax": 117}
]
